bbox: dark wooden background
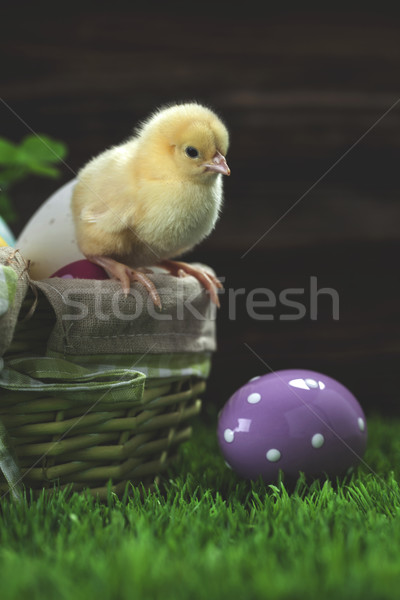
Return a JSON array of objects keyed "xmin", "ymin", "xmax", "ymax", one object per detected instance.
[{"xmin": 2, "ymin": 5, "xmax": 400, "ymax": 415}]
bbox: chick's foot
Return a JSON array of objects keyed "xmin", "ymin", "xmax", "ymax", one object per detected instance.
[
  {"xmin": 159, "ymin": 259, "xmax": 223, "ymax": 307},
  {"xmin": 88, "ymin": 255, "xmax": 161, "ymax": 308}
]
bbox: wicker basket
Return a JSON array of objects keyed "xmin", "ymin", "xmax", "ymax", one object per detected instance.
[
  {"xmin": 0, "ymin": 250, "xmax": 215, "ymax": 500},
  {"xmin": 0, "ymin": 373, "xmax": 204, "ymax": 500}
]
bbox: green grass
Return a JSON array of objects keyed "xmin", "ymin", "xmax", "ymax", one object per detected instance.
[{"xmin": 1, "ymin": 414, "xmax": 400, "ymax": 600}]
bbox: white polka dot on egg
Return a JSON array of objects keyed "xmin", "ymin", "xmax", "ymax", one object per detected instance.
[
  {"xmin": 266, "ymin": 449, "xmax": 281, "ymax": 462},
  {"xmin": 224, "ymin": 429, "xmax": 235, "ymax": 443},
  {"xmin": 249, "ymin": 376, "xmax": 261, "ymax": 382},
  {"xmin": 311, "ymin": 433, "xmax": 325, "ymax": 448},
  {"xmin": 358, "ymin": 417, "xmax": 365, "ymax": 432},
  {"xmin": 305, "ymin": 378, "xmax": 319, "ymax": 389},
  {"xmin": 247, "ymin": 392, "xmax": 261, "ymax": 404}
]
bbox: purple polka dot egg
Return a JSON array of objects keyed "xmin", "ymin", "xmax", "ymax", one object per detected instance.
[{"xmin": 217, "ymin": 369, "xmax": 367, "ymax": 483}]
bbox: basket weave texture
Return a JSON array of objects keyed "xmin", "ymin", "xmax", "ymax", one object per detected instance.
[{"xmin": 0, "ymin": 248, "xmax": 215, "ymax": 499}]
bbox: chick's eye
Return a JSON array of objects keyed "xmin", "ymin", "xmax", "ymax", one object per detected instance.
[{"xmin": 185, "ymin": 146, "xmax": 199, "ymax": 159}]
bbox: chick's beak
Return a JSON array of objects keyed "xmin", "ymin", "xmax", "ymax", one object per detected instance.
[{"xmin": 204, "ymin": 151, "xmax": 231, "ymax": 176}]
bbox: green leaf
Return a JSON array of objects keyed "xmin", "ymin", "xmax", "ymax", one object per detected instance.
[
  {"xmin": 24, "ymin": 161, "xmax": 61, "ymax": 178},
  {"xmin": 0, "ymin": 134, "xmax": 68, "ymax": 224},
  {"xmin": 0, "ymin": 166, "xmax": 28, "ymax": 187},
  {"xmin": 0, "ymin": 139, "xmax": 18, "ymax": 165},
  {"xmin": 0, "ymin": 191, "xmax": 17, "ymax": 223},
  {"xmin": 20, "ymin": 134, "xmax": 67, "ymax": 164}
]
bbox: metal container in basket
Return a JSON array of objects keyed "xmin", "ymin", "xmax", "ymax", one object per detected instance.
[{"xmin": 0, "ymin": 248, "xmax": 216, "ymax": 499}]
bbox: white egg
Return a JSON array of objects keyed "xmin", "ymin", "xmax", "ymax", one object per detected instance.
[{"xmin": 16, "ymin": 179, "xmax": 84, "ymax": 280}]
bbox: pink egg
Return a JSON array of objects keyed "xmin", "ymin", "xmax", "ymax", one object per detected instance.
[{"xmin": 50, "ymin": 260, "xmax": 109, "ymax": 280}]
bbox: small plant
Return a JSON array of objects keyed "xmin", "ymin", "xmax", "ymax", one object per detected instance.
[{"xmin": 0, "ymin": 134, "xmax": 67, "ymax": 222}]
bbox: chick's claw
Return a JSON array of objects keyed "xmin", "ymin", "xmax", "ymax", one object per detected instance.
[
  {"xmin": 88, "ymin": 255, "xmax": 162, "ymax": 308},
  {"xmin": 130, "ymin": 270, "xmax": 162, "ymax": 309},
  {"xmin": 159, "ymin": 259, "xmax": 223, "ymax": 307}
]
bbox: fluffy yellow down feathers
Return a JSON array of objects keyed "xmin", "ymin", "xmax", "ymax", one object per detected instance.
[{"xmin": 71, "ymin": 103, "xmax": 230, "ymax": 307}]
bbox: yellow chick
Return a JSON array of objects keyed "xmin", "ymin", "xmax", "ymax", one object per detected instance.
[{"xmin": 71, "ymin": 102, "xmax": 230, "ymax": 308}]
